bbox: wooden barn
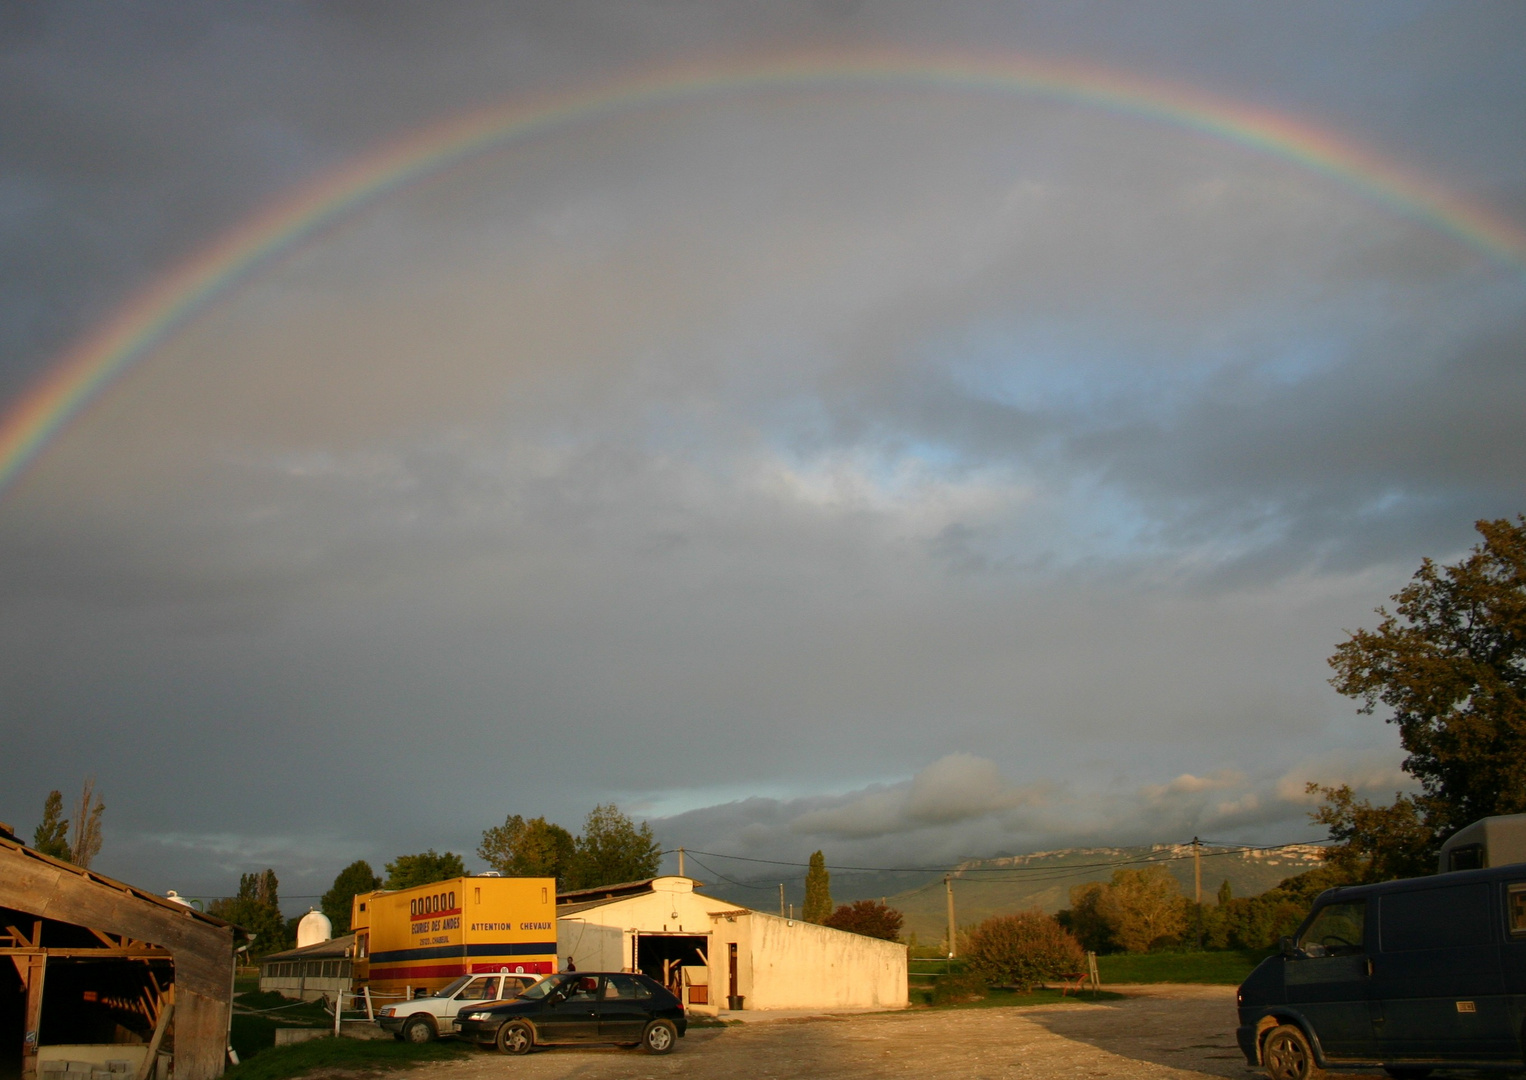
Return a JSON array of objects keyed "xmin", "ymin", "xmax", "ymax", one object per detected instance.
[{"xmin": 0, "ymin": 824, "xmax": 242, "ymax": 1080}]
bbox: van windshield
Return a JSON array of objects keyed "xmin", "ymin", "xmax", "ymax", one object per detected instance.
[{"xmin": 1299, "ymin": 900, "xmax": 1365, "ymax": 956}]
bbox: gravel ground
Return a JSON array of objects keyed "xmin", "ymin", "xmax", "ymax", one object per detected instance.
[{"xmin": 389, "ymin": 985, "xmax": 1316, "ymax": 1080}]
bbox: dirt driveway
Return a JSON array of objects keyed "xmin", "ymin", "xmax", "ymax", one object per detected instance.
[{"xmin": 393, "ymin": 985, "xmax": 1333, "ymax": 1080}]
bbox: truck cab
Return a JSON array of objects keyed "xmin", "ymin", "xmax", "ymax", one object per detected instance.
[{"xmin": 377, "ymin": 971, "xmax": 539, "ymax": 1042}]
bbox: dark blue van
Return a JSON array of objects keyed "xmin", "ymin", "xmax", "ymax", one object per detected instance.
[{"xmin": 1236, "ymin": 863, "xmax": 1526, "ymax": 1078}]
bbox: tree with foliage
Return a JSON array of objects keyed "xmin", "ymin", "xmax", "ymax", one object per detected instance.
[
  {"xmin": 1324, "ymin": 515, "xmax": 1526, "ymax": 869},
  {"xmin": 1060, "ymin": 881, "xmax": 1116, "ymax": 954},
  {"xmin": 321, "ymin": 860, "xmax": 381, "ymax": 935},
  {"xmin": 210, "ymin": 869, "xmax": 290, "ymax": 955},
  {"xmin": 823, "ymin": 900, "xmax": 903, "ymax": 941},
  {"xmin": 963, "ymin": 911, "xmax": 1084, "ymax": 992},
  {"xmin": 1066, "ymin": 866, "xmax": 1188, "ymax": 953},
  {"xmin": 384, "ymin": 849, "xmax": 465, "ymax": 890},
  {"xmin": 69, "ymin": 779, "xmax": 104, "ymax": 869},
  {"xmin": 32, "ymin": 791, "xmax": 71, "ymax": 860},
  {"xmin": 478, "ymin": 815, "xmax": 576, "ymax": 886},
  {"xmin": 1306, "ymin": 783, "xmax": 1433, "ymax": 882},
  {"xmin": 566, "ymin": 805, "xmax": 662, "ymax": 891},
  {"xmin": 802, "ymin": 851, "xmax": 832, "ymax": 924},
  {"xmin": 1213, "ymin": 864, "xmax": 1354, "ymax": 950}
]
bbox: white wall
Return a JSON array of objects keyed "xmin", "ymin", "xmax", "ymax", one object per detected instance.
[
  {"xmin": 742, "ymin": 912, "xmax": 907, "ymax": 1010},
  {"xmin": 555, "ymin": 919, "xmax": 625, "ymax": 972}
]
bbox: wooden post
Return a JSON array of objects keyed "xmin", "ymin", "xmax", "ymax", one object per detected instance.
[
  {"xmin": 133, "ymin": 987, "xmax": 173, "ymax": 1080},
  {"xmin": 18, "ymin": 952, "xmax": 45, "ymax": 1080},
  {"xmin": 1193, "ymin": 837, "xmax": 1203, "ymax": 950},
  {"xmin": 677, "ymin": 848, "xmax": 685, "ymax": 877},
  {"xmin": 363, "ymin": 985, "xmax": 374, "ymax": 1021},
  {"xmin": 944, "ymin": 874, "xmax": 956, "ymax": 959}
]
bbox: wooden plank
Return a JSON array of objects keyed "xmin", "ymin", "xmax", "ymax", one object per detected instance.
[
  {"xmin": 173, "ymin": 989, "xmax": 231, "ymax": 1080},
  {"xmin": 0, "ymin": 947, "xmax": 171, "ymax": 960},
  {"xmin": 132, "ymin": 988, "xmax": 173, "ymax": 1080},
  {"xmin": 20, "ymin": 952, "xmax": 45, "ymax": 1080}
]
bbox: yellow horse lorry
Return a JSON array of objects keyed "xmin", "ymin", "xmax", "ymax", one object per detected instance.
[{"xmin": 351, "ymin": 875, "xmax": 558, "ymax": 1008}]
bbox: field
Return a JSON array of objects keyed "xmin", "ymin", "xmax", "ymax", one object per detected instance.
[{"xmin": 1096, "ymin": 949, "xmax": 1270, "ymax": 985}]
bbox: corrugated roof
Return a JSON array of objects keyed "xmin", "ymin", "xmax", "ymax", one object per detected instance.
[{"xmin": 258, "ymin": 932, "xmax": 358, "ymax": 962}]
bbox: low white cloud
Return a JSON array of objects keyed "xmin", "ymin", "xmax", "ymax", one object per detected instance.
[
  {"xmin": 788, "ymin": 753, "xmax": 1046, "ymax": 839},
  {"xmin": 1142, "ymin": 769, "xmax": 1247, "ymax": 800},
  {"xmin": 1274, "ymin": 750, "xmax": 1411, "ymax": 803}
]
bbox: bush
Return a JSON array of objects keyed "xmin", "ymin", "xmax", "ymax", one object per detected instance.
[
  {"xmin": 963, "ymin": 910, "xmax": 1084, "ymax": 992},
  {"xmin": 930, "ymin": 971, "xmax": 987, "ymax": 1005}
]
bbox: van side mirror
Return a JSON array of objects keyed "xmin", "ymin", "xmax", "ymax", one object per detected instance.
[{"xmin": 1279, "ymin": 935, "xmax": 1296, "ymax": 957}]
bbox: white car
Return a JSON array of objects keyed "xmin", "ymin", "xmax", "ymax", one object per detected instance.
[{"xmin": 376, "ymin": 972, "xmax": 539, "ymax": 1042}]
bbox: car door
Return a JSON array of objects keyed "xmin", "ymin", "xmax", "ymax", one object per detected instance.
[
  {"xmin": 536, "ymin": 975, "xmax": 601, "ymax": 1042},
  {"xmin": 1284, "ymin": 899, "xmax": 1379, "ymax": 1060},
  {"xmin": 1371, "ymin": 880, "xmax": 1511, "ymax": 1062},
  {"xmin": 596, "ymin": 974, "xmax": 651, "ymax": 1042}
]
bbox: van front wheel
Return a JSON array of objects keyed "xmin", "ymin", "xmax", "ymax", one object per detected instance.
[{"xmin": 1262, "ymin": 1025, "xmax": 1322, "ymax": 1080}]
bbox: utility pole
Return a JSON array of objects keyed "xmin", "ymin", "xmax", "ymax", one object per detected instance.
[
  {"xmin": 678, "ymin": 847, "xmax": 685, "ymax": 877},
  {"xmin": 779, "ymin": 883, "xmax": 785, "ymax": 917},
  {"xmin": 1192, "ymin": 837, "xmax": 1203, "ymax": 950},
  {"xmin": 944, "ymin": 874, "xmax": 956, "ymax": 959}
]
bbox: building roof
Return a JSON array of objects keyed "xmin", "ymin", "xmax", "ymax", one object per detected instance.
[
  {"xmin": 555, "ymin": 876, "xmax": 709, "ymax": 916},
  {"xmin": 259, "ymin": 932, "xmax": 358, "ymax": 962},
  {"xmin": 0, "ymin": 831, "xmax": 239, "ymax": 934}
]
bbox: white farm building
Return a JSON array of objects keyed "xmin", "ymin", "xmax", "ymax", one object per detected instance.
[{"xmin": 555, "ymin": 876, "xmax": 906, "ymax": 1015}]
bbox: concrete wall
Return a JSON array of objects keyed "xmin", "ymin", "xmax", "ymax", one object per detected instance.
[
  {"xmin": 554, "ymin": 920, "xmax": 625, "ymax": 972},
  {"xmin": 741, "ymin": 912, "xmax": 907, "ymax": 1010}
]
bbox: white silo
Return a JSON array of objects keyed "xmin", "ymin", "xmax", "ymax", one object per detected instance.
[{"xmin": 297, "ymin": 908, "xmax": 333, "ymax": 948}]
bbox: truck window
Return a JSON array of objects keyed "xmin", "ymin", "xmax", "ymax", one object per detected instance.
[
  {"xmin": 1299, "ymin": 900, "xmax": 1365, "ymax": 955},
  {"xmin": 1380, "ymin": 882, "xmax": 1492, "ymax": 952},
  {"xmin": 1509, "ymin": 884, "xmax": 1526, "ymax": 937}
]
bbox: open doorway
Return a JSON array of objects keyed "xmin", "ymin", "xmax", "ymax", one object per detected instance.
[{"xmin": 634, "ymin": 934, "xmax": 708, "ymax": 999}]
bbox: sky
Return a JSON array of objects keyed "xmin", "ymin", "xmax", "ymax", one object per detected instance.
[{"xmin": 2, "ymin": 1, "xmax": 1525, "ymax": 910}]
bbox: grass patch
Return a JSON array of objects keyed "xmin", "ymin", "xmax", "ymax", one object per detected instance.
[
  {"xmin": 230, "ymin": 991, "xmax": 336, "ymax": 1061},
  {"xmin": 1096, "ymin": 949, "xmax": 1272, "ymax": 985},
  {"xmin": 909, "ymin": 985, "xmax": 1125, "ymax": 1009},
  {"xmin": 223, "ymin": 1037, "xmax": 468, "ymax": 1080}
]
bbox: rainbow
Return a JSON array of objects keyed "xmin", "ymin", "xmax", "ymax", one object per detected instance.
[{"xmin": 4, "ymin": 47, "xmax": 1524, "ymax": 496}]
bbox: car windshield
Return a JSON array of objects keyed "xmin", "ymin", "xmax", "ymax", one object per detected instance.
[
  {"xmin": 517, "ymin": 973, "xmax": 575, "ymax": 1001},
  {"xmin": 434, "ymin": 975, "xmax": 473, "ymax": 998}
]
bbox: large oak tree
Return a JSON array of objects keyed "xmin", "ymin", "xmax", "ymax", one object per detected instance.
[{"xmin": 1322, "ymin": 515, "xmax": 1526, "ymax": 872}]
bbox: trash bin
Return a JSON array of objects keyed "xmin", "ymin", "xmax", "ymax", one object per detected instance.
[{"xmin": 727, "ymin": 995, "xmax": 745, "ymax": 1011}]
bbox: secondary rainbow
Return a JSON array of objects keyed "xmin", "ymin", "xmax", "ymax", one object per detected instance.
[{"xmin": 4, "ymin": 47, "xmax": 1524, "ymax": 496}]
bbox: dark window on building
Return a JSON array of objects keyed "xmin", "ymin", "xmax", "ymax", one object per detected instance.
[
  {"xmin": 1449, "ymin": 844, "xmax": 1484, "ymax": 872},
  {"xmin": 1380, "ymin": 883, "xmax": 1492, "ymax": 952}
]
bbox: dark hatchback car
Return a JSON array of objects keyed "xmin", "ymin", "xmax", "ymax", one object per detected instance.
[
  {"xmin": 454, "ymin": 971, "xmax": 686, "ymax": 1055},
  {"xmin": 1236, "ymin": 863, "xmax": 1526, "ymax": 1079}
]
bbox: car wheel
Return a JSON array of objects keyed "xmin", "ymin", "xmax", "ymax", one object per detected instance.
[
  {"xmin": 1383, "ymin": 1070, "xmax": 1432, "ymax": 1079},
  {"xmin": 641, "ymin": 1019, "xmax": 677, "ymax": 1055},
  {"xmin": 401, "ymin": 1017, "xmax": 434, "ymax": 1044},
  {"xmin": 1262, "ymin": 1025, "xmax": 1322, "ymax": 1080},
  {"xmin": 496, "ymin": 1021, "xmax": 534, "ymax": 1056}
]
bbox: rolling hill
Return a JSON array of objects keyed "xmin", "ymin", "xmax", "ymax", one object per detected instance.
[{"xmin": 691, "ymin": 843, "xmax": 1327, "ymax": 945}]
